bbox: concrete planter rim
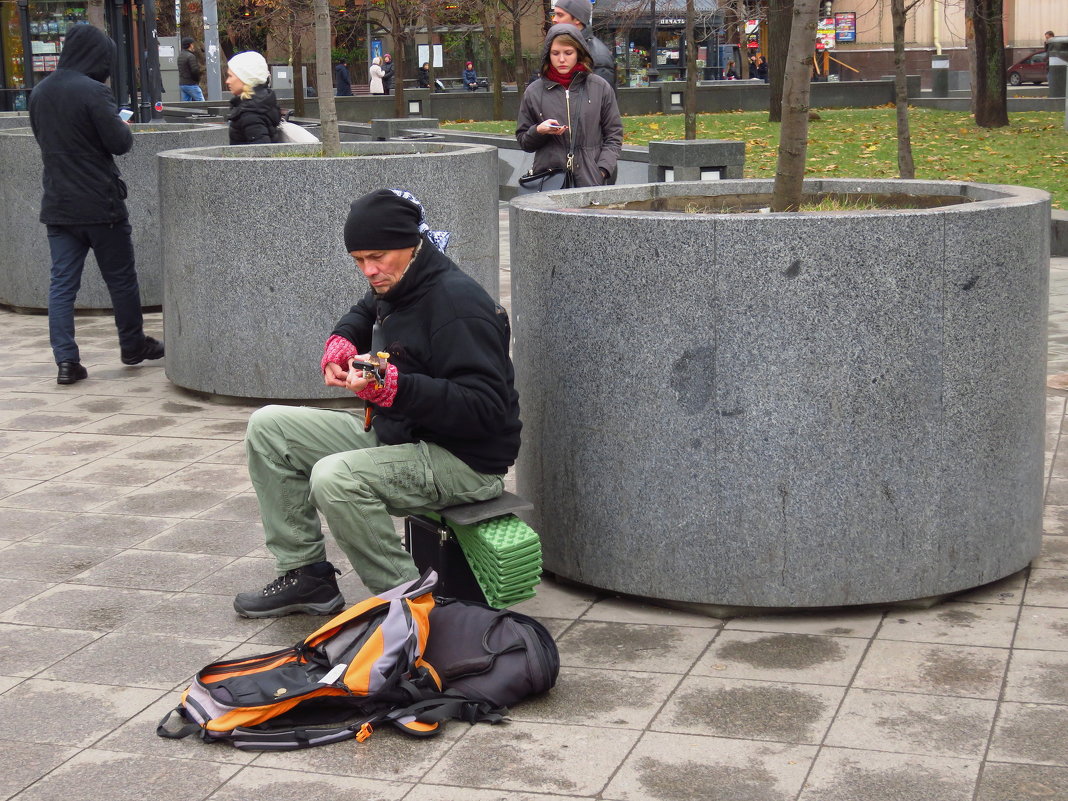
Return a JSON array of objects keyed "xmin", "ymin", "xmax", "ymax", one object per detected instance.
[
  {"xmin": 157, "ymin": 141, "xmax": 498, "ymax": 163},
  {"xmin": 0, "ymin": 122, "xmax": 223, "ymax": 137},
  {"xmin": 510, "ymin": 178, "xmax": 1051, "ymax": 218}
]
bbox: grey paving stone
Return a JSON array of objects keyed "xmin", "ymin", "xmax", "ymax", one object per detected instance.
[
  {"xmin": 797, "ymin": 747, "xmax": 979, "ymax": 801},
  {"xmin": 97, "ymin": 691, "xmax": 256, "ymax": 764},
  {"xmin": 603, "ymin": 731, "xmax": 815, "ymax": 801},
  {"xmin": 18, "ymin": 432, "xmax": 136, "ymax": 457},
  {"xmin": 510, "ymin": 666, "xmax": 680, "ymax": 729},
  {"xmin": 245, "ymin": 612, "xmax": 345, "ymax": 647},
  {"xmin": 825, "ymin": 688, "xmax": 997, "ymax": 758},
  {"xmin": 0, "ymin": 584, "xmax": 171, "ymax": 631},
  {"xmin": 581, "ymin": 597, "xmax": 723, "ymax": 628},
  {"xmin": 182, "ymin": 555, "xmax": 277, "ymax": 596},
  {"xmin": 425, "ymin": 719, "xmax": 639, "ymax": 795},
  {"xmin": 975, "ymin": 762, "xmax": 1068, "ymax": 801},
  {"xmin": 205, "ymin": 766, "xmax": 410, "ymax": 801},
  {"xmin": 0, "ymin": 577, "xmax": 49, "ymax": 613},
  {"xmin": 30, "ymin": 512, "xmax": 176, "ymax": 548},
  {"xmin": 0, "ymin": 393, "xmax": 58, "ymax": 411},
  {"xmin": 876, "ymin": 602, "xmax": 1019, "ymax": 648},
  {"xmin": 652, "ymin": 675, "xmax": 844, "ymax": 745},
  {"xmin": 47, "ymin": 395, "xmax": 153, "ymax": 415},
  {"xmin": 406, "ymin": 787, "xmax": 588, "ymax": 801},
  {"xmin": 111, "ymin": 437, "xmax": 232, "ymax": 462},
  {"xmin": 1023, "ymin": 568, "xmax": 1068, "ymax": 607},
  {"xmin": 0, "ymin": 477, "xmax": 40, "ymax": 499},
  {"xmin": 0, "ymin": 678, "xmax": 162, "ymax": 747},
  {"xmin": 724, "ymin": 608, "xmax": 885, "ymax": 638},
  {"xmin": 852, "ymin": 640, "xmax": 1009, "ymax": 699},
  {"xmin": 0, "ymin": 507, "xmax": 71, "ymax": 540},
  {"xmin": 199, "ymin": 442, "xmax": 249, "ymax": 465},
  {"xmin": 0, "ymin": 739, "xmax": 79, "ymax": 799},
  {"xmin": 3, "ymin": 410, "xmax": 108, "ymax": 431},
  {"xmin": 0, "ymin": 480, "xmax": 129, "ymax": 513},
  {"xmin": 10, "ymin": 749, "xmax": 240, "ymax": 801},
  {"xmin": 1035, "ymin": 535, "xmax": 1068, "ymax": 570},
  {"xmin": 76, "ymin": 414, "xmax": 187, "ymax": 437},
  {"xmin": 254, "ymin": 722, "xmax": 468, "ymax": 782},
  {"xmin": 39, "ymin": 632, "xmax": 235, "ymax": 690},
  {"xmin": 556, "ymin": 621, "xmax": 716, "ymax": 673},
  {"xmin": 1003, "ymin": 649, "xmax": 1068, "ymax": 704},
  {"xmin": 134, "ymin": 518, "xmax": 265, "ymax": 557},
  {"xmin": 92, "ymin": 486, "xmax": 235, "ymax": 518},
  {"xmin": 510, "ymin": 577, "xmax": 600, "ymax": 621},
  {"xmin": 0, "ymin": 451, "xmax": 98, "ymax": 479},
  {"xmin": 0, "ymin": 429, "xmax": 60, "ymax": 453},
  {"xmin": 0, "ymin": 541, "xmax": 120, "ymax": 581},
  {"xmin": 69, "ymin": 550, "xmax": 233, "ymax": 591},
  {"xmin": 692, "ymin": 630, "xmax": 867, "ymax": 685},
  {"xmin": 161, "ymin": 418, "xmax": 251, "ymax": 440},
  {"xmin": 1014, "ymin": 606, "xmax": 1068, "ymax": 651},
  {"xmin": 194, "ymin": 492, "xmax": 263, "ymax": 522},
  {"xmin": 0, "ymin": 622, "xmax": 100, "ymax": 676},
  {"xmin": 988, "ymin": 702, "xmax": 1068, "ymax": 766},
  {"xmin": 118, "ymin": 592, "xmax": 271, "ymax": 641},
  {"xmin": 150, "ymin": 463, "xmax": 252, "ymax": 492},
  {"xmin": 1043, "ymin": 506, "xmax": 1068, "ymax": 535},
  {"xmin": 59, "ymin": 457, "xmax": 184, "ymax": 487}
]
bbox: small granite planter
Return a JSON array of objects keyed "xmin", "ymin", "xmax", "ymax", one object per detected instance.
[
  {"xmin": 0, "ymin": 123, "xmax": 228, "ymax": 312},
  {"xmin": 511, "ymin": 178, "xmax": 1050, "ymax": 609},
  {"xmin": 159, "ymin": 141, "xmax": 499, "ymax": 400}
]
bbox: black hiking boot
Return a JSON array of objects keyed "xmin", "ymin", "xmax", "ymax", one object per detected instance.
[
  {"xmin": 121, "ymin": 336, "xmax": 165, "ymax": 365},
  {"xmin": 233, "ymin": 562, "xmax": 345, "ymax": 618}
]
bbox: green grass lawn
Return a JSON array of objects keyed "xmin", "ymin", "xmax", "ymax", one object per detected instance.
[{"xmin": 444, "ymin": 106, "xmax": 1068, "ymax": 209}]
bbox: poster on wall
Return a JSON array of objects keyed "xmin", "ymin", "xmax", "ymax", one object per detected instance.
[
  {"xmin": 816, "ymin": 17, "xmax": 836, "ymax": 50},
  {"xmin": 835, "ymin": 12, "xmax": 856, "ymax": 42}
]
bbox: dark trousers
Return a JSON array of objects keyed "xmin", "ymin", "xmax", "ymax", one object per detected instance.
[{"xmin": 46, "ymin": 222, "xmax": 145, "ymax": 365}]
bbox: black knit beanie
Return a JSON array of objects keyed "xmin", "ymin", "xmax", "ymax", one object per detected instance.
[{"xmin": 344, "ymin": 189, "xmax": 422, "ymax": 252}]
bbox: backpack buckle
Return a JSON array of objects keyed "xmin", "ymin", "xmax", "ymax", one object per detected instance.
[{"xmin": 355, "ymin": 722, "xmax": 374, "ymax": 742}]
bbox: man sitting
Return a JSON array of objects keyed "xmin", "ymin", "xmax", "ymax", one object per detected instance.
[{"xmin": 234, "ymin": 189, "xmax": 522, "ymax": 617}]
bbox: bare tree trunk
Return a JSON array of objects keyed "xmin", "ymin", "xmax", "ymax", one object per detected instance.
[
  {"xmin": 513, "ymin": 14, "xmax": 525, "ymax": 85},
  {"xmin": 87, "ymin": 0, "xmax": 106, "ymax": 31},
  {"xmin": 767, "ymin": 0, "xmax": 792, "ymax": 122},
  {"xmin": 684, "ymin": 0, "xmax": 697, "ymax": 138},
  {"xmin": 427, "ymin": 12, "xmax": 437, "ymax": 92},
  {"xmin": 966, "ymin": 0, "xmax": 1008, "ymax": 128},
  {"xmin": 733, "ymin": 1, "xmax": 749, "ymax": 79},
  {"xmin": 313, "ymin": 0, "xmax": 340, "ymax": 155},
  {"xmin": 393, "ymin": 44, "xmax": 408, "ymax": 118},
  {"xmin": 483, "ymin": 6, "xmax": 504, "ymax": 120},
  {"xmin": 891, "ymin": 0, "xmax": 915, "ymax": 178},
  {"xmin": 771, "ymin": 0, "xmax": 819, "ymax": 212},
  {"xmin": 292, "ymin": 33, "xmax": 306, "ymax": 118}
]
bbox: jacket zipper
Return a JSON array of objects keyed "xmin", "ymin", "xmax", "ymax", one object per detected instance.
[{"xmin": 564, "ymin": 89, "xmax": 574, "ymax": 174}]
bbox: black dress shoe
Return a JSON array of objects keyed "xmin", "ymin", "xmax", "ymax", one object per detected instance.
[
  {"xmin": 57, "ymin": 361, "xmax": 88, "ymax": 385},
  {"xmin": 121, "ymin": 335, "xmax": 165, "ymax": 365}
]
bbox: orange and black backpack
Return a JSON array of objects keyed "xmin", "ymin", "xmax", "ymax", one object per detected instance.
[{"xmin": 157, "ymin": 570, "xmax": 559, "ymax": 750}]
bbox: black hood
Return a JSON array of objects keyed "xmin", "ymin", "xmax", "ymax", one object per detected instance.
[{"xmin": 57, "ymin": 24, "xmax": 115, "ymax": 83}]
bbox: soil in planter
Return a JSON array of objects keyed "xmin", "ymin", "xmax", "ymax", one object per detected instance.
[{"xmin": 599, "ymin": 192, "xmax": 971, "ymax": 214}]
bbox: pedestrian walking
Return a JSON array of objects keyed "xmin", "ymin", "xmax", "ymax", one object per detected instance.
[{"xmin": 28, "ymin": 24, "xmax": 163, "ymax": 385}]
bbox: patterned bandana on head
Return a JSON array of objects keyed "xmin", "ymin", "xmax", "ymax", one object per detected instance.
[{"xmin": 387, "ymin": 189, "xmax": 451, "ymax": 253}]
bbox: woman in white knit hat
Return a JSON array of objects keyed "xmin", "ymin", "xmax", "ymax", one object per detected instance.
[
  {"xmin": 368, "ymin": 56, "xmax": 385, "ymax": 95},
  {"xmin": 225, "ymin": 51, "xmax": 281, "ymax": 145}
]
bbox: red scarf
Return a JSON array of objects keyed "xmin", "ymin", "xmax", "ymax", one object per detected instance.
[{"xmin": 545, "ymin": 62, "xmax": 587, "ymax": 88}]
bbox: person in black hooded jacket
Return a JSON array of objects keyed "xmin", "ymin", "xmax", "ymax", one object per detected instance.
[
  {"xmin": 28, "ymin": 23, "xmax": 163, "ymax": 385},
  {"xmin": 234, "ymin": 189, "xmax": 522, "ymax": 619},
  {"xmin": 225, "ymin": 51, "xmax": 281, "ymax": 145}
]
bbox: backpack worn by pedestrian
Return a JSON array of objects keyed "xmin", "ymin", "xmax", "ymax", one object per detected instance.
[{"xmin": 157, "ymin": 570, "xmax": 559, "ymax": 750}]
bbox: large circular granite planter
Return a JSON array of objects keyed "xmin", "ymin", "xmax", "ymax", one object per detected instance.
[
  {"xmin": 0, "ymin": 123, "xmax": 228, "ymax": 311},
  {"xmin": 511, "ymin": 178, "xmax": 1050, "ymax": 609},
  {"xmin": 159, "ymin": 141, "xmax": 498, "ymax": 400}
]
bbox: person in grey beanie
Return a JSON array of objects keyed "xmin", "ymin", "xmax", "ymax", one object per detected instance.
[
  {"xmin": 233, "ymin": 189, "xmax": 521, "ymax": 618},
  {"xmin": 551, "ymin": 0, "xmax": 616, "ymax": 90}
]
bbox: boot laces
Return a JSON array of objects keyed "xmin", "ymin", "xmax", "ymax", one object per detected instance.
[{"xmin": 261, "ymin": 570, "xmax": 301, "ymax": 597}]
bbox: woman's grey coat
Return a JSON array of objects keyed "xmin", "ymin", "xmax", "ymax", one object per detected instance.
[{"xmin": 515, "ymin": 26, "xmax": 623, "ymax": 187}]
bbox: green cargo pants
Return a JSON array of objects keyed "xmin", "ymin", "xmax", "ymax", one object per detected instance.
[{"xmin": 244, "ymin": 405, "xmax": 505, "ymax": 594}]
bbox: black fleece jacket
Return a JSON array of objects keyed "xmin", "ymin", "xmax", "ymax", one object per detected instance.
[
  {"xmin": 331, "ymin": 241, "xmax": 522, "ymax": 475},
  {"xmin": 228, "ymin": 85, "xmax": 281, "ymax": 145},
  {"xmin": 29, "ymin": 24, "xmax": 133, "ymax": 225}
]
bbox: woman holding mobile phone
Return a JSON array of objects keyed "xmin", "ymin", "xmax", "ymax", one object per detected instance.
[{"xmin": 515, "ymin": 24, "xmax": 622, "ymax": 187}]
